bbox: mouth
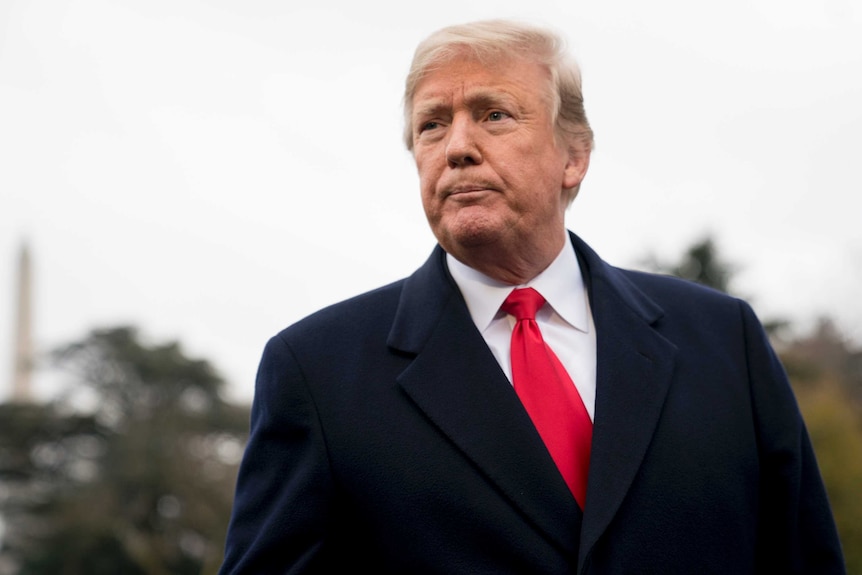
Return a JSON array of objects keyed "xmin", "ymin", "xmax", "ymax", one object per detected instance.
[{"xmin": 444, "ymin": 184, "xmax": 498, "ymax": 199}]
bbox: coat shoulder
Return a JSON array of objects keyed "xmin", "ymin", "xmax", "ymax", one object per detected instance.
[
  {"xmin": 617, "ymin": 267, "xmax": 736, "ymax": 305},
  {"xmin": 613, "ymin": 266, "xmax": 750, "ymax": 322},
  {"xmin": 275, "ymin": 279, "xmax": 407, "ymax": 345}
]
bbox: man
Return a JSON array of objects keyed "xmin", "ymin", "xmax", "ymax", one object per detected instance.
[{"xmin": 220, "ymin": 20, "xmax": 844, "ymax": 574}]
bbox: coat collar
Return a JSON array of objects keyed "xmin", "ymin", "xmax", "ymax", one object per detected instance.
[{"xmin": 388, "ymin": 233, "xmax": 678, "ymax": 569}]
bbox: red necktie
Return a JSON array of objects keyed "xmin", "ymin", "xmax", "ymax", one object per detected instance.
[{"xmin": 502, "ymin": 287, "xmax": 593, "ymax": 509}]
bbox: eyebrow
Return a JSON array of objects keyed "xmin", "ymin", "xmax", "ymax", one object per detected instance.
[
  {"xmin": 413, "ymin": 89, "xmax": 519, "ymax": 121},
  {"xmin": 413, "ymin": 99, "xmax": 449, "ymax": 122}
]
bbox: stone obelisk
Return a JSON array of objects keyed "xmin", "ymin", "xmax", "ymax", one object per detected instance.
[{"xmin": 11, "ymin": 241, "xmax": 34, "ymax": 402}]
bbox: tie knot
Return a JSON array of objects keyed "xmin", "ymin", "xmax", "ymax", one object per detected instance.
[{"xmin": 501, "ymin": 288, "xmax": 546, "ymax": 321}]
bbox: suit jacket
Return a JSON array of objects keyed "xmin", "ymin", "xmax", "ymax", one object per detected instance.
[{"xmin": 220, "ymin": 232, "xmax": 844, "ymax": 574}]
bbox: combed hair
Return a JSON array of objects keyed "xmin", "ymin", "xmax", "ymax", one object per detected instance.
[{"xmin": 402, "ymin": 19, "xmax": 594, "ymax": 203}]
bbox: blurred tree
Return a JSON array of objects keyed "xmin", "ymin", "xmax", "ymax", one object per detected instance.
[
  {"xmin": 640, "ymin": 235, "xmax": 736, "ymax": 293},
  {"xmin": 639, "ymin": 235, "xmax": 792, "ymax": 338},
  {"xmin": 781, "ymin": 319, "xmax": 862, "ymax": 574},
  {"xmin": 0, "ymin": 402, "xmax": 104, "ymax": 573},
  {"xmin": 792, "ymin": 375, "xmax": 862, "ymax": 574},
  {"xmin": 782, "ymin": 318, "xmax": 862, "ymax": 405},
  {"xmin": 0, "ymin": 327, "xmax": 250, "ymax": 575}
]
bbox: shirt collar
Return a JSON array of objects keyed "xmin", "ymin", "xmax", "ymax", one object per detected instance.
[{"xmin": 446, "ymin": 234, "xmax": 590, "ymax": 334}]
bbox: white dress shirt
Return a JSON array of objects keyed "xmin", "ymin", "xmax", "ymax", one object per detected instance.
[{"xmin": 446, "ymin": 235, "xmax": 597, "ymax": 421}]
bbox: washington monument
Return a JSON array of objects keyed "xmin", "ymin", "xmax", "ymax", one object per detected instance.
[{"xmin": 10, "ymin": 241, "xmax": 33, "ymax": 402}]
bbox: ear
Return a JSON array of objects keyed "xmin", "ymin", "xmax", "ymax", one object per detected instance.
[{"xmin": 562, "ymin": 144, "xmax": 591, "ymax": 190}]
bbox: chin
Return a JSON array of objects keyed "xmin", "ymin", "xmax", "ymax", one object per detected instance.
[{"xmin": 439, "ymin": 221, "xmax": 506, "ymax": 252}]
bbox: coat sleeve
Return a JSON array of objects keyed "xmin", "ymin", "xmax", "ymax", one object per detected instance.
[
  {"xmin": 219, "ymin": 334, "xmax": 333, "ymax": 574},
  {"xmin": 741, "ymin": 301, "xmax": 846, "ymax": 574}
]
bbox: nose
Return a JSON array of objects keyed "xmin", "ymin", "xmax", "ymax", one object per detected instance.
[{"xmin": 445, "ymin": 116, "xmax": 483, "ymax": 168}]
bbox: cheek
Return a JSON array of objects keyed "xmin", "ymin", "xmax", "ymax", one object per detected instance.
[
  {"xmin": 419, "ymin": 186, "xmax": 442, "ymax": 225},
  {"xmin": 417, "ymin": 173, "xmax": 434, "ymax": 204},
  {"xmin": 415, "ymin": 157, "xmax": 441, "ymax": 193},
  {"xmin": 416, "ymin": 167, "xmax": 437, "ymax": 208}
]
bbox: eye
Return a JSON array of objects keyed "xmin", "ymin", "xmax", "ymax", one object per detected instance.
[
  {"xmin": 420, "ymin": 121, "xmax": 439, "ymax": 132},
  {"xmin": 487, "ymin": 111, "xmax": 508, "ymax": 122}
]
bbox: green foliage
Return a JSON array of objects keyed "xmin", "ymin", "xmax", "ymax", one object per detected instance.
[
  {"xmin": 783, "ymin": 321, "xmax": 862, "ymax": 574},
  {"xmin": 0, "ymin": 327, "xmax": 250, "ymax": 575},
  {"xmin": 18, "ymin": 529, "xmax": 146, "ymax": 575},
  {"xmin": 793, "ymin": 379, "xmax": 862, "ymax": 574}
]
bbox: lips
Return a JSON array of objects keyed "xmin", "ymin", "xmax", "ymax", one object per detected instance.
[{"xmin": 443, "ymin": 182, "xmax": 499, "ymax": 198}]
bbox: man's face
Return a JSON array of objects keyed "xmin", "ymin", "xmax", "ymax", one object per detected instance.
[{"xmin": 411, "ymin": 54, "xmax": 588, "ymax": 273}]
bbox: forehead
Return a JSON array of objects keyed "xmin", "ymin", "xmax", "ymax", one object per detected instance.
[{"xmin": 411, "ymin": 54, "xmax": 552, "ymax": 113}]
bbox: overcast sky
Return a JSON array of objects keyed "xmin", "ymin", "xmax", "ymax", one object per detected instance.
[{"xmin": 2, "ymin": 0, "xmax": 861, "ymax": 403}]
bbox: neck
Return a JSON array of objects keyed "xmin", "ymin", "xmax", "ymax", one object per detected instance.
[{"xmin": 449, "ymin": 231, "xmax": 567, "ymax": 285}]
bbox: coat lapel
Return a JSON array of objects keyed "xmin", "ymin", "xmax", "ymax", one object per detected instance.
[
  {"xmin": 388, "ymin": 247, "xmax": 583, "ymax": 557},
  {"xmin": 387, "ymin": 238, "xmax": 679, "ymax": 567},
  {"xmin": 570, "ymin": 235, "xmax": 679, "ymax": 571}
]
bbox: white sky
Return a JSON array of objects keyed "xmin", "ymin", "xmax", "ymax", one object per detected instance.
[{"xmin": 2, "ymin": 0, "xmax": 861, "ymax": 403}]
